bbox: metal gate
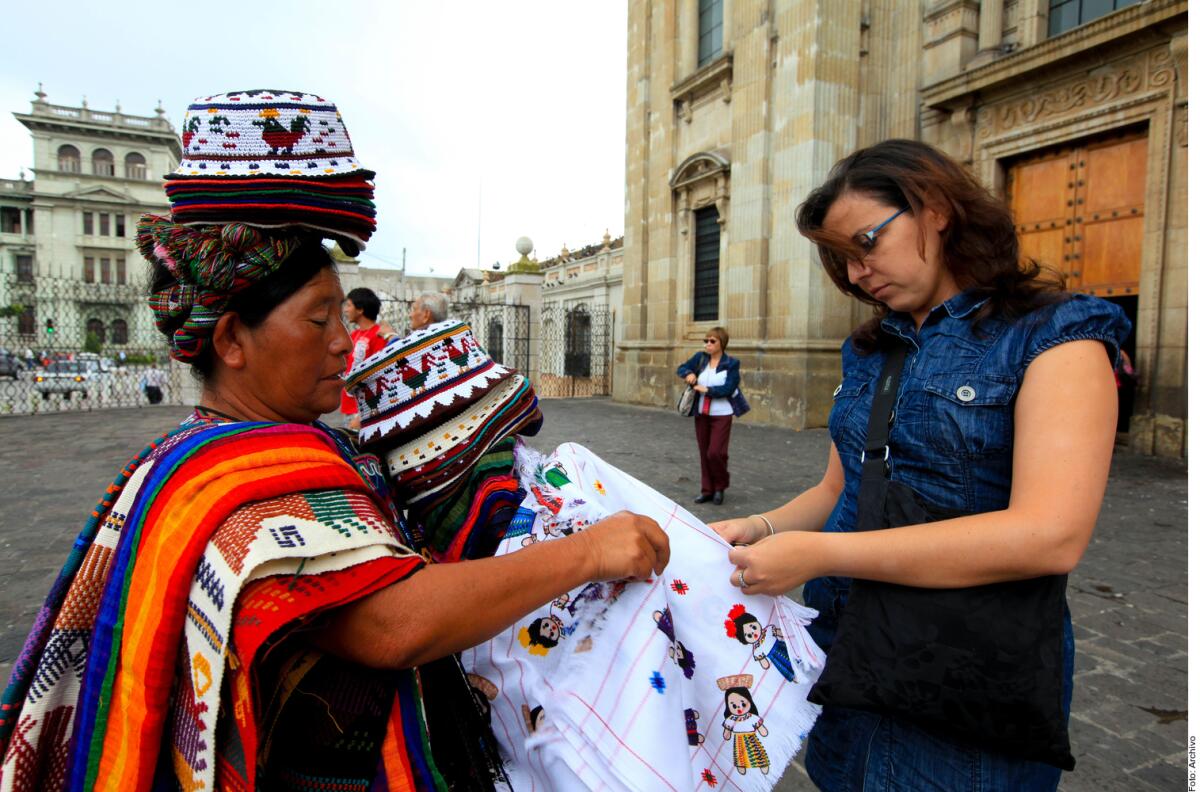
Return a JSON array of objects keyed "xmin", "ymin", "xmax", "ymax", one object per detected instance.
[
  {"xmin": 539, "ymin": 304, "xmax": 612, "ymax": 397},
  {"xmin": 376, "ymin": 295, "xmax": 533, "ymax": 375},
  {"xmin": 0, "ymin": 274, "xmax": 183, "ymax": 415}
]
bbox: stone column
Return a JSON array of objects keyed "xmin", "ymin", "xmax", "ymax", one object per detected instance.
[
  {"xmin": 968, "ymin": 0, "xmax": 1004, "ymax": 67},
  {"xmin": 678, "ymin": 0, "xmax": 698, "ymax": 77},
  {"xmin": 504, "ymin": 244, "xmax": 544, "ymax": 385},
  {"xmin": 1015, "ymin": 0, "xmax": 1047, "ymax": 50}
]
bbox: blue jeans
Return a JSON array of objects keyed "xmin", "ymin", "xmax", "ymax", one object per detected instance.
[
  {"xmin": 802, "ymin": 577, "xmax": 1075, "ymax": 791},
  {"xmin": 805, "ymin": 707, "xmax": 1064, "ymax": 791}
]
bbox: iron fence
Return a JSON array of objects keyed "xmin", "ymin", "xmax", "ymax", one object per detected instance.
[
  {"xmin": 377, "ymin": 295, "xmax": 533, "ymax": 376},
  {"xmin": 538, "ymin": 303, "xmax": 613, "ymax": 398},
  {"xmin": 0, "ymin": 274, "xmax": 185, "ymax": 415},
  {"xmin": 0, "ymin": 278, "xmax": 615, "ymax": 417}
]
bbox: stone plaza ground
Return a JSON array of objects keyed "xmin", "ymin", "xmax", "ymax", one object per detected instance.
[{"xmin": 0, "ymin": 399, "xmax": 1187, "ymax": 789}]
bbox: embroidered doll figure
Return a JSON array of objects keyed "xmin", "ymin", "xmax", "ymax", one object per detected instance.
[
  {"xmin": 565, "ymin": 580, "xmax": 626, "ymax": 617},
  {"xmin": 717, "ymin": 675, "xmax": 770, "ymax": 775},
  {"xmin": 541, "ymin": 461, "xmax": 571, "ymax": 489},
  {"xmin": 519, "ymin": 613, "xmax": 565, "ymax": 656},
  {"xmin": 522, "ymin": 703, "xmax": 546, "ymax": 733},
  {"xmin": 531, "ymin": 484, "xmax": 564, "ymax": 517},
  {"xmin": 725, "ymin": 604, "xmax": 796, "ymax": 683},
  {"xmin": 653, "ymin": 607, "xmax": 696, "ymax": 679},
  {"xmin": 503, "ymin": 506, "xmax": 538, "ymax": 546},
  {"xmin": 684, "ymin": 707, "xmax": 705, "ymax": 746}
]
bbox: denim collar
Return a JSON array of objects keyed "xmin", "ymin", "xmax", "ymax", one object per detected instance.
[
  {"xmin": 942, "ymin": 289, "xmax": 990, "ymax": 319},
  {"xmin": 881, "ymin": 289, "xmax": 990, "ymax": 339}
]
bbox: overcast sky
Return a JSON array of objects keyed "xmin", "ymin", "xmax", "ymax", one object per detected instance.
[{"xmin": 0, "ymin": 1, "xmax": 627, "ymax": 278}]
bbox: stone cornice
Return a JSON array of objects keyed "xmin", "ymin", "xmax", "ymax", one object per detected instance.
[
  {"xmin": 14, "ymin": 112, "xmax": 182, "ymax": 156},
  {"xmin": 975, "ymin": 44, "xmax": 1175, "ymax": 145},
  {"xmin": 670, "ymin": 53, "xmax": 734, "ymax": 123},
  {"xmin": 922, "ymin": 0, "xmax": 1186, "ymax": 109}
]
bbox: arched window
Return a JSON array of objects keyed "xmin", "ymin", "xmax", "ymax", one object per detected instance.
[
  {"xmin": 57, "ymin": 144, "xmax": 81, "ymax": 173},
  {"xmin": 671, "ymin": 151, "xmax": 730, "ymax": 323},
  {"xmin": 124, "ymin": 152, "xmax": 147, "ymax": 180},
  {"xmin": 111, "ymin": 318, "xmax": 128, "ymax": 345},
  {"xmin": 86, "ymin": 318, "xmax": 106, "ymax": 344},
  {"xmin": 92, "ymin": 149, "xmax": 115, "ymax": 177}
]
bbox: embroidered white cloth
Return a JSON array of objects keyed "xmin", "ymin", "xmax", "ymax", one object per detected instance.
[{"xmin": 463, "ymin": 441, "xmax": 824, "ymax": 791}]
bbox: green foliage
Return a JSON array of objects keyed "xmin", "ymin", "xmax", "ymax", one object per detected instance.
[
  {"xmin": 84, "ymin": 331, "xmax": 103, "ymax": 354},
  {"xmin": 0, "ymin": 303, "xmax": 25, "ymax": 319}
]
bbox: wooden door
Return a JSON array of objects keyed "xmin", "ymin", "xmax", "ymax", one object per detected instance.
[
  {"xmin": 1008, "ymin": 146, "xmax": 1074, "ymax": 281},
  {"xmin": 1006, "ymin": 128, "xmax": 1147, "ymax": 297}
]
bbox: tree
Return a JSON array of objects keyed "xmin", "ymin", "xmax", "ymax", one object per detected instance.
[{"xmin": 84, "ymin": 331, "xmax": 103, "ymax": 354}]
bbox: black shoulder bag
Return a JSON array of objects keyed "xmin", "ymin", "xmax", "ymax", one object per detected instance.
[{"xmin": 807, "ymin": 343, "xmax": 1076, "ymax": 771}]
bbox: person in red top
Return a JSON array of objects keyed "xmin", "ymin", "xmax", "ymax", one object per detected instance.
[{"xmin": 340, "ymin": 287, "xmax": 393, "ymax": 428}]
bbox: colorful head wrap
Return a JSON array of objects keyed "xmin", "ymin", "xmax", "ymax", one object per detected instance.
[
  {"xmin": 137, "ymin": 215, "xmax": 301, "ymax": 361},
  {"xmin": 163, "ymin": 89, "xmax": 376, "ymax": 253}
]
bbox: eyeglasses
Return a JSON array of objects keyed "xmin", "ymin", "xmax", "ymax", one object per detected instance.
[
  {"xmin": 704, "ymin": 338, "xmax": 719, "ymax": 344},
  {"xmin": 854, "ymin": 207, "xmax": 908, "ymax": 253}
]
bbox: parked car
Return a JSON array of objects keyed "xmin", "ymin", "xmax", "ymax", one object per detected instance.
[
  {"xmin": 33, "ymin": 361, "xmax": 93, "ymax": 399},
  {"xmin": 0, "ymin": 351, "xmax": 22, "ymax": 380},
  {"xmin": 76, "ymin": 353, "xmax": 112, "ymax": 374}
]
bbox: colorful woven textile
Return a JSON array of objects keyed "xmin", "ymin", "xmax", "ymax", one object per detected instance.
[
  {"xmin": 408, "ymin": 438, "xmax": 525, "ymax": 563},
  {"xmin": 463, "ymin": 441, "xmax": 826, "ymax": 791},
  {"xmin": 346, "ymin": 320, "xmax": 542, "ymax": 562},
  {"xmin": 347, "ymin": 319, "xmax": 524, "ymax": 448},
  {"xmin": 0, "ymin": 418, "xmax": 431, "ymax": 792},
  {"xmin": 137, "ymin": 215, "xmax": 303, "ymax": 361},
  {"xmin": 164, "ymin": 89, "xmax": 376, "ymax": 251}
]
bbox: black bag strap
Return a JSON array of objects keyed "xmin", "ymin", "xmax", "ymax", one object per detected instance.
[{"xmin": 860, "ymin": 343, "xmax": 908, "ymax": 484}]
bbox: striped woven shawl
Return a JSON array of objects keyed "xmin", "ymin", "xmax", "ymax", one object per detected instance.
[{"xmin": 0, "ymin": 420, "xmax": 433, "ymax": 791}]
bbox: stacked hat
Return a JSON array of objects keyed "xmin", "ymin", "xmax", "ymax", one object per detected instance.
[
  {"xmin": 163, "ymin": 89, "xmax": 375, "ymax": 253},
  {"xmin": 345, "ymin": 319, "xmax": 542, "ymax": 557}
]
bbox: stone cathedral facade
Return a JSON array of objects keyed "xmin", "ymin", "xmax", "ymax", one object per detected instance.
[{"xmin": 616, "ymin": 0, "xmax": 1186, "ymax": 456}]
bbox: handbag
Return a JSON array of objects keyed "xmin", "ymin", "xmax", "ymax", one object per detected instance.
[
  {"xmin": 807, "ymin": 343, "xmax": 1076, "ymax": 771},
  {"xmin": 676, "ymin": 384, "xmax": 696, "ymax": 417}
]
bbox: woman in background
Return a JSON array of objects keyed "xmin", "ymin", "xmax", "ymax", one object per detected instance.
[{"xmin": 677, "ymin": 326, "xmax": 750, "ymax": 505}]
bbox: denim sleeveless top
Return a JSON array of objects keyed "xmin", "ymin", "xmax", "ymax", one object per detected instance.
[{"xmin": 804, "ymin": 290, "xmax": 1130, "ymax": 651}]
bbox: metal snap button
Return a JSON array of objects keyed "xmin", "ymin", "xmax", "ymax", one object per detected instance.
[
  {"xmin": 956, "ymin": 385, "xmax": 977, "ymax": 402},
  {"xmin": 833, "ymin": 384, "xmax": 843, "ymax": 397}
]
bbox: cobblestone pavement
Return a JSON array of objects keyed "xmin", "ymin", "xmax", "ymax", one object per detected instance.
[{"xmin": 0, "ymin": 399, "xmax": 1186, "ymax": 790}]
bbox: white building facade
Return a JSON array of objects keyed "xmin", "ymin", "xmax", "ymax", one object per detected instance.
[
  {"xmin": 538, "ymin": 234, "xmax": 623, "ymax": 397},
  {"xmin": 0, "ymin": 88, "xmax": 180, "ymax": 355}
]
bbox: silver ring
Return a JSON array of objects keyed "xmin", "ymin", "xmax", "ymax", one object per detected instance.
[{"xmin": 738, "ymin": 569, "xmax": 748, "ymax": 588}]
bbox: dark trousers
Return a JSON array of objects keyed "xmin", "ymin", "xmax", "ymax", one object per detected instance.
[{"xmin": 693, "ymin": 414, "xmax": 732, "ymax": 494}]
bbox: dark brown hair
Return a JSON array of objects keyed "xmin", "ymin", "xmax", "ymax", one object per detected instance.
[
  {"xmin": 794, "ymin": 139, "xmax": 1065, "ymax": 352},
  {"xmin": 705, "ymin": 326, "xmax": 729, "ymax": 352}
]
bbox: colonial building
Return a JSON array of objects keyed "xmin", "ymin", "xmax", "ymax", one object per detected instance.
[
  {"xmin": 0, "ymin": 87, "xmax": 180, "ymax": 353},
  {"xmin": 539, "ymin": 232, "xmax": 624, "ymax": 396},
  {"xmin": 617, "ymin": 0, "xmax": 1186, "ymax": 456}
]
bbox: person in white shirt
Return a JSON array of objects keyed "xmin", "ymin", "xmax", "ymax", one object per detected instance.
[{"xmin": 676, "ymin": 326, "xmax": 751, "ymax": 505}]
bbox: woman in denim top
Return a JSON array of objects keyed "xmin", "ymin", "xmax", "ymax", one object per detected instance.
[{"xmin": 712, "ymin": 140, "xmax": 1128, "ymax": 791}]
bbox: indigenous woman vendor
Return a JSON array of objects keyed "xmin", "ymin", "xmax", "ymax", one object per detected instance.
[
  {"xmin": 713, "ymin": 140, "xmax": 1128, "ymax": 790},
  {"xmin": 0, "ymin": 91, "xmax": 667, "ymax": 792}
]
